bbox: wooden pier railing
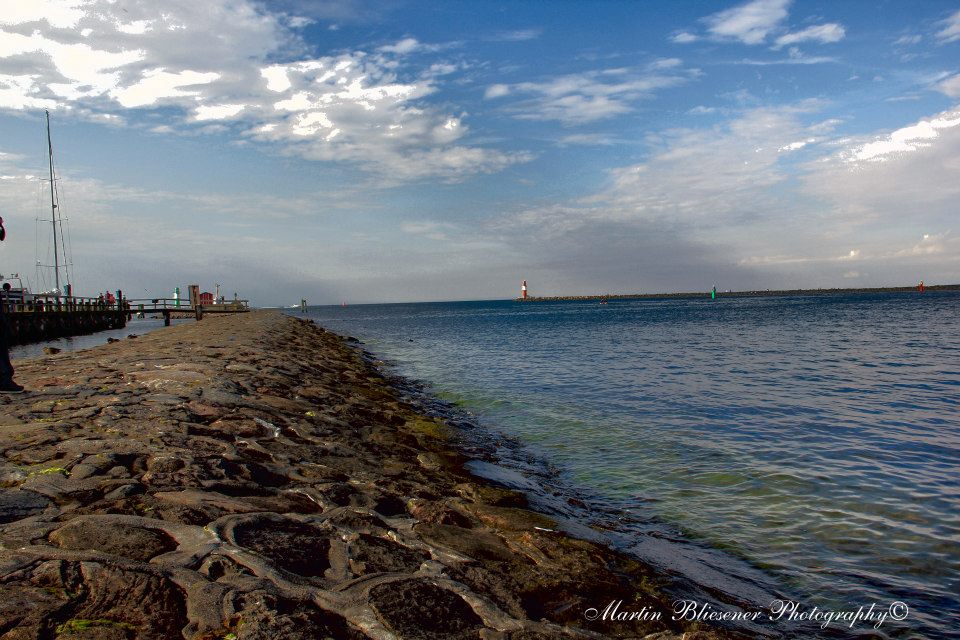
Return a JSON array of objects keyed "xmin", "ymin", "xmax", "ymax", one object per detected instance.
[{"xmin": 2, "ymin": 293, "xmax": 250, "ymax": 345}]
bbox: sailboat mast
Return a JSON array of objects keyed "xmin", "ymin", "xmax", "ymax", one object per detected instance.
[{"xmin": 45, "ymin": 109, "xmax": 60, "ymax": 296}]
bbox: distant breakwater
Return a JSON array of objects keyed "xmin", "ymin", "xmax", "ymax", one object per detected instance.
[{"xmin": 518, "ymin": 283, "xmax": 960, "ymax": 302}]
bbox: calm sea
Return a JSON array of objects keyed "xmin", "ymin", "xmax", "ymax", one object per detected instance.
[{"xmin": 302, "ymin": 292, "xmax": 959, "ymax": 638}]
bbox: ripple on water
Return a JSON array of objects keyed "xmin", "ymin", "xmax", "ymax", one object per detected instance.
[{"xmin": 303, "ymin": 293, "xmax": 960, "ymax": 638}]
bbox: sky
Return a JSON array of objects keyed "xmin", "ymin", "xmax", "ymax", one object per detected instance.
[{"xmin": 0, "ymin": 0, "xmax": 958, "ymax": 305}]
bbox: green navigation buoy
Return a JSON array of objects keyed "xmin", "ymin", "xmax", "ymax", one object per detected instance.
[{"xmin": 711, "ymin": 286, "xmax": 716, "ymax": 300}]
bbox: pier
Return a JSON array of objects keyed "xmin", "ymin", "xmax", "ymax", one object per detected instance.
[
  {"xmin": 127, "ymin": 297, "xmax": 250, "ymax": 325},
  {"xmin": 3, "ymin": 292, "xmax": 250, "ymax": 346},
  {"xmin": 3, "ymin": 294, "xmax": 127, "ymax": 347}
]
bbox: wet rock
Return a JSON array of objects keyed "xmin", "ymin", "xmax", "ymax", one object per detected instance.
[{"xmin": 43, "ymin": 346, "xmax": 61, "ymax": 355}]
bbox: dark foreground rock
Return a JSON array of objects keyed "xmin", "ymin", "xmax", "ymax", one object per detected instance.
[{"xmin": 0, "ymin": 311, "xmax": 732, "ymax": 639}]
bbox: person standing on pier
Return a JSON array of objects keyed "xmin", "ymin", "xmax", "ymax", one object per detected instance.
[{"xmin": 0, "ymin": 217, "xmax": 24, "ymax": 393}]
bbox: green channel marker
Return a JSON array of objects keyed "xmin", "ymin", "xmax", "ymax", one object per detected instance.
[{"xmin": 711, "ymin": 286, "xmax": 716, "ymax": 300}]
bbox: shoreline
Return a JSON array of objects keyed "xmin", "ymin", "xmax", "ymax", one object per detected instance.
[
  {"xmin": 517, "ymin": 283, "xmax": 959, "ymax": 302},
  {"xmin": 0, "ymin": 310, "xmax": 737, "ymax": 639}
]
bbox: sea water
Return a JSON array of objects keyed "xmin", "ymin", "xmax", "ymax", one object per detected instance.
[{"xmin": 300, "ymin": 293, "xmax": 959, "ymax": 637}]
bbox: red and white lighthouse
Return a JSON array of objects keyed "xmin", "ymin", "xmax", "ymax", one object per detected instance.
[{"xmin": 521, "ymin": 280, "xmax": 528, "ymax": 299}]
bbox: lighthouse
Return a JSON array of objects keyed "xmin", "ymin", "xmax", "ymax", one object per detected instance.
[{"xmin": 521, "ymin": 280, "xmax": 528, "ymax": 300}]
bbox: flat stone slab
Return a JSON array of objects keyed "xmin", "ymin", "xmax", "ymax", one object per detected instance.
[{"xmin": 0, "ymin": 489, "xmax": 51, "ymax": 524}]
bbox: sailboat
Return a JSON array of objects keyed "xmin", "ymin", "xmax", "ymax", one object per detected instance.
[{"xmin": 35, "ymin": 109, "xmax": 75, "ymax": 299}]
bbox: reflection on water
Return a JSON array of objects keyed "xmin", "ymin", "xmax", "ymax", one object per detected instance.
[
  {"xmin": 303, "ymin": 293, "xmax": 960, "ymax": 638},
  {"xmin": 10, "ymin": 316, "xmax": 193, "ymax": 360}
]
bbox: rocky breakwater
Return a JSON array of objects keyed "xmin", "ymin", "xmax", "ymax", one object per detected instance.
[{"xmin": 0, "ymin": 311, "xmax": 729, "ymax": 640}]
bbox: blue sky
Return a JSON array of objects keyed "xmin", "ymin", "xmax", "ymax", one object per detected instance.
[{"xmin": 0, "ymin": 0, "xmax": 958, "ymax": 304}]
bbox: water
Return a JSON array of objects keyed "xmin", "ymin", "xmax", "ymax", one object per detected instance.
[
  {"xmin": 300, "ymin": 292, "xmax": 959, "ymax": 638},
  {"xmin": 10, "ymin": 316, "xmax": 193, "ymax": 359}
]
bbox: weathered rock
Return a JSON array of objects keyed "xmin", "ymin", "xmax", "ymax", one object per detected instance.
[
  {"xmin": 0, "ymin": 489, "xmax": 51, "ymax": 524},
  {"xmin": 49, "ymin": 519, "xmax": 177, "ymax": 561},
  {"xmin": 370, "ymin": 579, "xmax": 485, "ymax": 639},
  {"xmin": 231, "ymin": 515, "xmax": 333, "ymax": 578}
]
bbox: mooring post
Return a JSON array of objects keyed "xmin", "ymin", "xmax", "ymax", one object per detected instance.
[{"xmin": 195, "ymin": 305, "xmax": 203, "ymax": 321}]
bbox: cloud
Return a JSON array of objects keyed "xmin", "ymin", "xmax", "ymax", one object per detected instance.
[
  {"xmin": 111, "ymin": 69, "xmax": 220, "ymax": 108},
  {"xmin": 689, "ymin": 0, "xmax": 845, "ymax": 51},
  {"xmin": 840, "ymin": 111, "xmax": 960, "ymax": 162},
  {"xmin": 486, "ymin": 29, "xmax": 542, "ymax": 42},
  {"xmin": 735, "ymin": 49, "xmax": 837, "ymax": 65},
  {"xmin": 671, "ymin": 32, "xmax": 699, "ymax": 44},
  {"xmin": 494, "ymin": 102, "xmax": 960, "ymax": 289},
  {"xmin": 400, "ymin": 220, "xmax": 456, "ymax": 240},
  {"xmin": 705, "ymin": 0, "xmax": 791, "ymax": 45},
  {"xmin": 556, "ymin": 133, "xmax": 618, "ymax": 146},
  {"xmin": 595, "ymin": 104, "xmax": 822, "ymax": 224},
  {"xmin": 894, "ymin": 34, "xmax": 922, "ymax": 46},
  {"xmin": 936, "ymin": 9, "xmax": 960, "ymax": 43},
  {"xmin": 0, "ymin": 1, "xmax": 524, "ymax": 182},
  {"xmin": 936, "ymin": 73, "xmax": 960, "ymax": 98},
  {"xmin": 800, "ymin": 107, "xmax": 960, "ymax": 247},
  {"xmin": 773, "ymin": 23, "xmax": 845, "ymax": 48},
  {"xmin": 484, "ymin": 84, "xmax": 510, "ymax": 99},
  {"xmin": 377, "ymin": 37, "xmax": 420, "ymax": 54},
  {"xmin": 486, "ymin": 65, "xmax": 696, "ymax": 125},
  {"xmin": 893, "ymin": 232, "xmax": 952, "ymax": 257}
]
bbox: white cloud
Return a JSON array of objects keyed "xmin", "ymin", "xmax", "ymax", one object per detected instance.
[
  {"xmin": 597, "ymin": 104, "xmax": 818, "ymax": 223},
  {"xmin": 111, "ymin": 68, "xmax": 219, "ymax": 108},
  {"xmin": 671, "ymin": 32, "xmax": 699, "ymax": 44},
  {"xmin": 377, "ymin": 38, "xmax": 420, "ymax": 54},
  {"xmin": 774, "ymin": 23, "xmax": 845, "ymax": 48},
  {"xmin": 556, "ymin": 133, "xmax": 620, "ymax": 146},
  {"xmin": 705, "ymin": 0, "xmax": 790, "ymax": 45},
  {"xmin": 0, "ymin": 74, "xmax": 57, "ymax": 109},
  {"xmin": 401, "ymin": 220, "xmax": 456, "ymax": 240},
  {"xmin": 261, "ymin": 65, "xmax": 292, "ymax": 92},
  {"xmin": 936, "ymin": 9, "xmax": 960, "ymax": 43},
  {"xmin": 0, "ymin": 1, "xmax": 522, "ymax": 181},
  {"xmin": 936, "ymin": 73, "xmax": 960, "ymax": 98},
  {"xmin": 489, "ymin": 66, "xmax": 695, "ymax": 125},
  {"xmin": 894, "ymin": 34, "xmax": 922, "ymax": 46},
  {"xmin": 194, "ymin": 103, "xmax": 246, "ymax": 121},
  {"xmin": 894, "ymin": 232, "xmax": 951, "ymax": 257},
  {"xmin": 484, "ymin": 84, "xmax": 510, "ymax": 99},
  {"xmin": 0, "ymin": 0, "xmax": 88, "ymax": 29},
  {"xmin": 488, "ymin": 29, "xmax": 542, "ymax": 42},
  {"xmin": 778, "ymin": 139, "xmax": 813, "ymax": 152},
  {"xmin": 842, "ymin": 112, "xmax": 960, "ymax": 162},
  {"xmin": 649, "ymin": 58, "xmax": 683, "ymax": 70},
  {"xmin": 800, "ymin": 107, "xmax": 960, "ymax": 249}
]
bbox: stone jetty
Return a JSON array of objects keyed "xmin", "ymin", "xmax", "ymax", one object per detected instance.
[{"xmin": 0, "ymin": 311, "xmax": 730, "ymax": 639}]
